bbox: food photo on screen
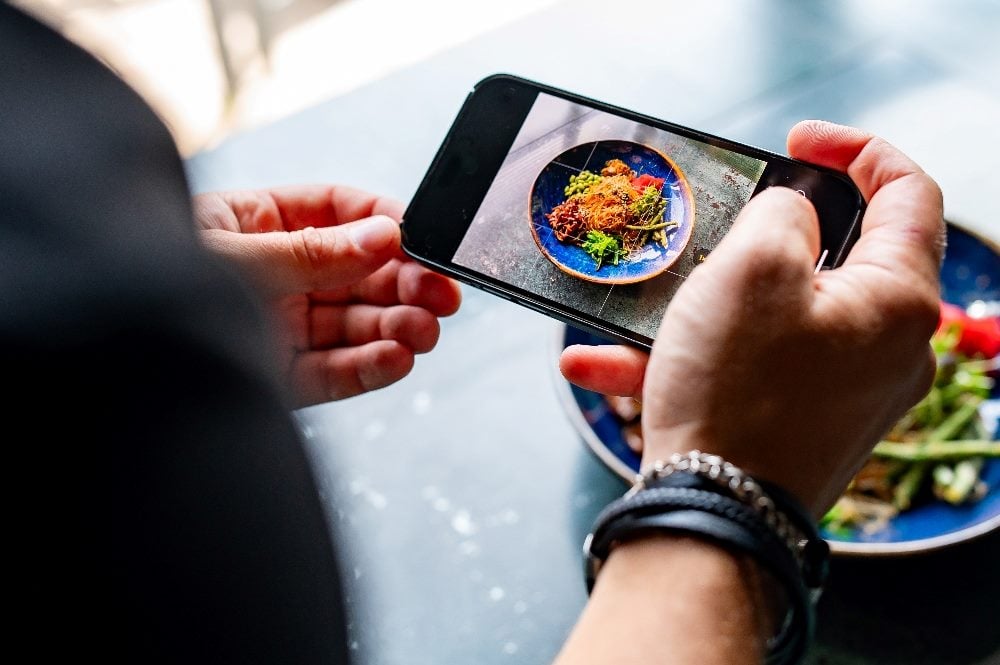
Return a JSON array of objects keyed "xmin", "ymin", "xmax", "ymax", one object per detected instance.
[{"xmin": 452, "ymin": 93, "xmax": 768, "ymax": 340}]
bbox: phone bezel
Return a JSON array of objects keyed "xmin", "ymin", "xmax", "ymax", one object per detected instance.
[{"xmin": 402, "ymin": 74, "xmax": 864, "ymax": 349}]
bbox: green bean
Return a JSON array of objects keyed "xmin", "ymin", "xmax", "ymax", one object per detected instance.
[
  {"xmin": 625, "ymin": 221, "xmax": 677, "ymax": 231},
  {"xmin": 873, "ymin": 440, "xmax": 1000, "ymax": 461},
  {"xmin": 893, "ymin": 462, "xmax": 929, "ymax": 510},
  {"xmin": 928, "ymin": 397, "xmax": 984, "ymax": 441}
]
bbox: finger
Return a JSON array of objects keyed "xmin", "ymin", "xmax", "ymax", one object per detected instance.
[
  {"xmin": 311, "ymin": 258, "xmax": 463, "ymax": 317},
  {"xmin": 291, "ymin": 339, "xmax": 414, "ymax": 405},
  {"xmin": 787, "ymin": 120, "xmax": 945, "ymax": 270},
  {"xmin": 703, "ymin": 187, "xmax": 820, "ymax": 303},
  {"xmin": 787, "ymin": 121, "xmax": 938, "ymax": 207},
  {"xmin": 309, "ymin": 304, "xmax": 441, "ymax": 353},
  {"xmin": 786, "ymin": 121, "xmax": 876, "ymax": 193},
  {"xmin": 327, "ymin": 185, "xmax": 405, "ymax": 224},
  {"xmin": 195, "ymin": 186, "xmax": 406, "ymax": 234},
  {"xmin": 395, "ymin": 261, "xmax": 463, "ymax": 316},
  {"xmin": 200, "ymin": 215, "xmax": 399, "ymax": 296},
  {"xmin": 559, "ymin": 344, "xmax": 649, "ymax": 399},
  {"xmin": 788, "ymin": 121, "xmax": 944, "ymax": 331},
  {"xmin": 193, "ymin": 191, "xmax": 242, "ymax": 232}
]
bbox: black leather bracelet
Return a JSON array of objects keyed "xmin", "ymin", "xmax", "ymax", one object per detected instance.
[
  {"xmin": 757, "ymin": 479, "xmax": 830, "ymax": 590},
  {"xmin": 587, "ymin": 507, "xmax": 811, "ymax": 665},
  {"xmin": 624, "ymin": 453, "xmax": 830, "ymax": 593},
  {"xmin": 583, "ymin": 456, "xmax": 829, "ymax": 665},
  {"xmin": 586, "ymin": 488, "xmax": 804, "ymax": 599},
  {"xmin": 642, "ymin": 470, "xmax": 830, "ymax": 592},
  {"xmin": 587, "ymin": 486, "xmax": 801, "ymax": 583}
]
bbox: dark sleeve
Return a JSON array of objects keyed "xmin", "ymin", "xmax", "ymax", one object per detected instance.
[{"xmin": 0, "ymin": 5, "xmax": 350, "ymax": 663}]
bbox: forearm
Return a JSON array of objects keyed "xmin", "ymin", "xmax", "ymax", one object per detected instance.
[{"xmin": 554, "ymin": 535, "xmax": 775, "ymax": 665}]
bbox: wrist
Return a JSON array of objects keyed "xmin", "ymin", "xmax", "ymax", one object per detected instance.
[
  {"xmin": 605, "ymin": 534, "xmax": 785, "ymax": 643},
  {"xmin": 583, "ymin": 451, "xmax": 829, "ymax": 665},
  {"xmin": 559, "ymin": 535, "xmax": 775, "ymax": 665},
  {"xmin": 641, "ymin": 428, "xmax": 828, "ymax": 519}
]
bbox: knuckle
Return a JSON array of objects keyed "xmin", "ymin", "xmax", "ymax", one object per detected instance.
[
  {"xmin": 867, "ymin": 136, "xmax": 892, "ymax": 154},
  {"xmin": 290, "ymin": 227, "xmax": 338, "ymax": 283},
  {"xmin": 913, "ymin": 172, "xmax": 947, "ymax": 264},
  {"xmin": 916, "ymin": 171, "xmax": 945, "ymax": 209},
  {"xmin": 357, "ymin": 342, "xmax": 410, "ymax": 392},
  {"xmin": 382, "ymin": 307, "xmax": 439, "ymax": 353}
]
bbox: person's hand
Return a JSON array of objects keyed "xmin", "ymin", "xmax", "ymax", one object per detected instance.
[
  {"xmin": 560, "ymin": 121, "xmax": 944, "ymax": 516},
  {"xmin": 193, "ymin": 185, "xmax": 462, "ymax": 407}
]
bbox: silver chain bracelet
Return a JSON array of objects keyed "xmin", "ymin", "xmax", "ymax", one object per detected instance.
[{"xmin": 626, "ymin": 450, "xmax": 808, "ymax": 564}]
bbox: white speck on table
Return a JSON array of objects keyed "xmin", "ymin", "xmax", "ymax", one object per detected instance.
[
  {"xmin": 451, "ymin": 510, "xmax": 478, "ymax": 535},
  {"xmin": 362, "ymin": 421, "xmax": 386, "ymax": 440},
  {"xmin": 412, "ymin": 391, "xmax": 432, "ymax": 415}
]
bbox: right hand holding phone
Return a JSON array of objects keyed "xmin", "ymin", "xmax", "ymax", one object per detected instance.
[{"xmin": 560, "ymin": 120, "xmax": 945, "ymax": 516}]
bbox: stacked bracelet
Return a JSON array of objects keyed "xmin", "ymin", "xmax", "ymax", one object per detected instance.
[{"xmin": 582, "ymin": 451, "xmax": 829, "ymax": 665}]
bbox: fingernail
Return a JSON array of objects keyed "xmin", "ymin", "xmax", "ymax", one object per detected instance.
[{"xmin": 348, "ymin": 215, "xmax": 398, "ymax": 252}]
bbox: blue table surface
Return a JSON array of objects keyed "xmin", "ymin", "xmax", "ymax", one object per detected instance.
[{"xmin": 187, "ymin": 2, "xmax": 1000, "ymax": 663}]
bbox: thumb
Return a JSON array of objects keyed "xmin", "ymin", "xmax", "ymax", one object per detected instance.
[
  {"xmin": 200, "ymin": 215, "xmax": 400, "ymax": 295},
  {"xmin": 657, "ymin": 187, "xmax": 821, "ymax": 341},
  {"xmin": 704, "ymin": 186, "xmax": 822, "ymax": 292}
]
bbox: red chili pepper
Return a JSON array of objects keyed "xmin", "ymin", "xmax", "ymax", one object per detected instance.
[
  {"xmin": 938, "ymin": 301, "xmax": 1000, "ymax": 358},
  {"xmin": 631, "ymin": 174, "xmax": 664, "ymax": 193}
]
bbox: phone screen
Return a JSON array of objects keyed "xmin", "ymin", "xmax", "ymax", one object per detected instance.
[{"xmin": 450, "ymin": 92, "xmax": 770, "ymax": 342}]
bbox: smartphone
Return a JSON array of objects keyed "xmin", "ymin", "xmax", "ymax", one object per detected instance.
[{"xmin": 402, "ymin": 74, "xmax": 865, "ymax": 349}]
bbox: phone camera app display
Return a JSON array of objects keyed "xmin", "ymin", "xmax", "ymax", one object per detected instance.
[
  {"xmin": 452, "ymin": 93, "xmax": 767, "ymax": 340},
  {"xmin": 530, "ymin": 140, "xmax": 694, "ymax": 285}
]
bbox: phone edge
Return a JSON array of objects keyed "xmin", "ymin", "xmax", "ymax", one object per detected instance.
[{"xmin": 401, "ymin": 243, "xmax": 654, "ymax": 351}]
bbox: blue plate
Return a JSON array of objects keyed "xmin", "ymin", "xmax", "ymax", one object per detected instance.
[
  {"xmin": 556, "ymin": 223, "xmax": 1000, "ymax": 555},
  {"xmin": 529, "ymin": 140, "xmax": 695, "ymax": 284}
]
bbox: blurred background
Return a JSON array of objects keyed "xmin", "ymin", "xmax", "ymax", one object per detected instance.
[
  {"xmin": 15, "ymin": 0, "xmax": 998, "ymax": 239},
  {"xmin": 12, "ymin": 0, "xmax": 560, "ymax": 156}
]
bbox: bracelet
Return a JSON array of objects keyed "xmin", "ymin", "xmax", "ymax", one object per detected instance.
[
  {"xmin": 627, "ymin": 452, "xmax": 807, "ymax": 561},
  {"xmin": 627, "ymin": 450, "xmax": 829, "ymax": 590},
  {"xmin": 584, "ymin": 486, "xmax": 809, "ymax": 664},
  {"xmin": 582, "ymin": 451, "xmax": 829, "ymax": 665},
  {"xmin": 585, "ymin": 486, "xmax": 805, "ymax": 595}
]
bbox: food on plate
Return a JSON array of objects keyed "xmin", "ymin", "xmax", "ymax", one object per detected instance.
[
  {"xmin": 546, "ymin": 157, "xmax": 675, "ymax": 270},
  {"xmin": 939, "ymin": 301, "xmax": 1000, "ymax": 358},
  {"xmin": 605, "ymin": 395, "xmax": 643, "ymax": 453},
  {"xmin": 822, "ymin": 301, "xmax": 1000, "ymax": 534},
  {"xmin": 601, "ymin": 300, "xmax": 1000, "ymax": 535}
]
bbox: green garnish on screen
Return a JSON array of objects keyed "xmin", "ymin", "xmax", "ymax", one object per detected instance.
[{"xmin": 581, "ymin": 230, "xmax": 625, "ymax": 269}]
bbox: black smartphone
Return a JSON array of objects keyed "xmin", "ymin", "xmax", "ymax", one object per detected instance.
[{"xmin": 402, "ymin": 74, "xmax": 865, "ymax": 349}]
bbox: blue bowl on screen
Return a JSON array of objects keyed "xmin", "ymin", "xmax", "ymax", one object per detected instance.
[
  {"xmin": 557, "ymin": 223, "xmax": 1000, "ymax": 555},
  {"xmin": 529, "ymin": 140, "xmax": 695, "ymax": 284}
]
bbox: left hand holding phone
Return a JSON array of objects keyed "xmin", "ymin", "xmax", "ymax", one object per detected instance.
[
  {"xmin": 194, "ymin": 185, "xmax": 462, "ymax": 406},
  {"xmin": 560, "ymin": 120, "xmax": 945, "ymax": 517}
]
